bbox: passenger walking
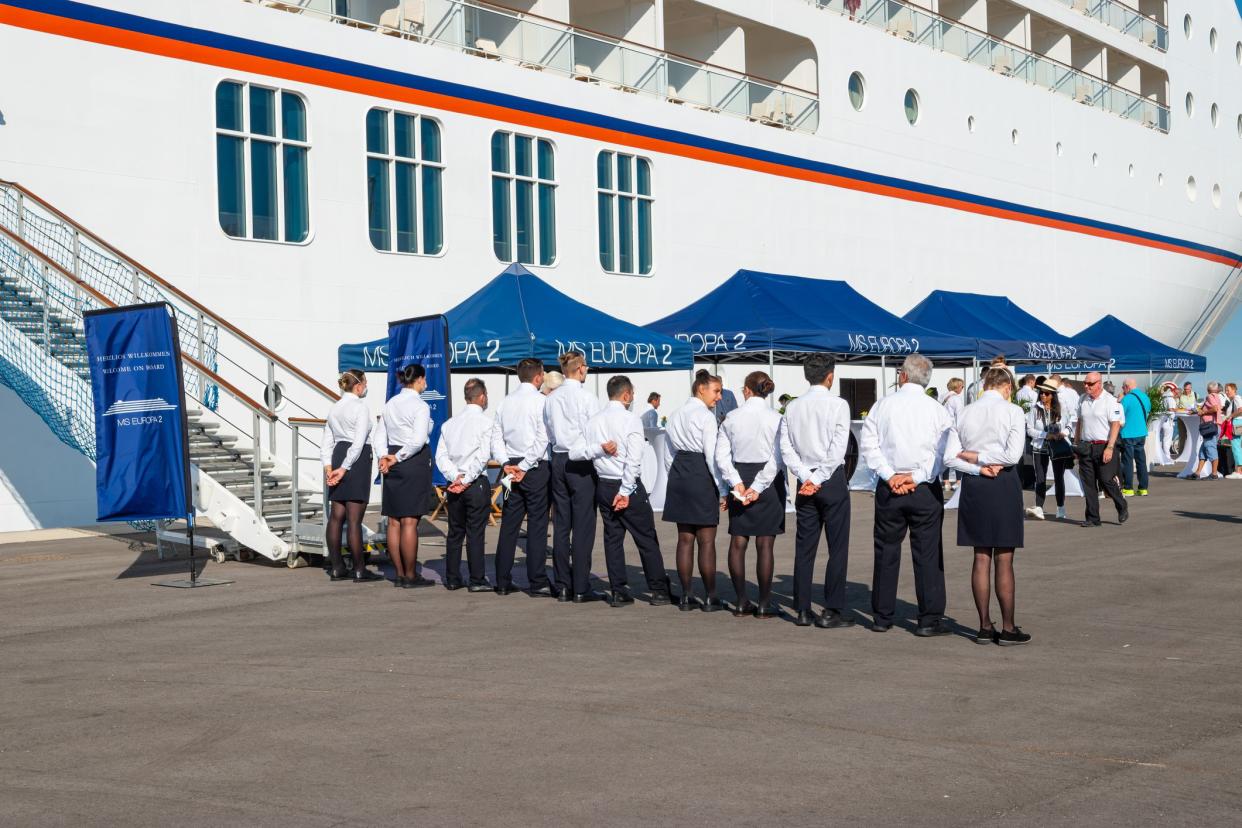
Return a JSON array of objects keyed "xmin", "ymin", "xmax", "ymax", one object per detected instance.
[
  {"xmin": 663, "ymin": 370, "xmax": 727, "ymax": 611},
  {"xmin": 716, "ymin": 370, "xmax": 786, "ymax": 619},
  {"xmin": 322, "ymin": 369, "xmax": 379, "ymax": 582},
  {"xmin": 1118, "ymin": 377, "xmax": 1151, "ymax": 497},
  {"xmin": 859, "ymin": 354, "xmax": 952, "ymax": 636},
  {"xmin": 490, "ymin": 358, "xmax": 552, "ymax": 596},
  {"xmin": 779, "ymin": 355, "xmax": 854, "ymax": 628},
  {"xmin": 1227, "ymin": 383, "xmax": 1242, "ymax": 480},
  {"xmin": 1192, "ymin": 382, "xmax": 1225, "ymax": 480},
  {"xmin": 374, "ymin": 363, "xmax": 434, "ymax": 588},
  {"xmin": 587, "ymin": 376, "xmax": 675, "ymax": 607},
  {"xmin": 1025, "ymin": 379, "xmax": 1075, "ymax": 520},
  {"xmin": 1218, "ymin": 385, "xmax": 1237, "ymax": 477},
  {"xmin": 946, "ymin": 367, "xmax": 1031, "ymax": 646},
  {"xmin": 435, "ymin": 379, "xmax": 494, "ymax": 591},
  {"xmin": 1074, "ymin": 371, "xmax": 1128, "ymax": 527}
]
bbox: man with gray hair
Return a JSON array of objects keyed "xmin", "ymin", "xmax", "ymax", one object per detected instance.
[
  {"xmin": 859, "ymin": 354, "xmax": 953, "ymax": 636},
  {"xmin": 1074, "ymin": 371, "xmax": 1127, "ymax": 527}
]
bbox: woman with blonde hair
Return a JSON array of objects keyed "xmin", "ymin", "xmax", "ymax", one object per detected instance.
[{"xmin": 322, "ymin": 369, "xmax": 378, "ymax": 582}]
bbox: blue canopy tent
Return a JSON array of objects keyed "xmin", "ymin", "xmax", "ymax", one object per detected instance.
[
  {"xmin": 902, "ymin": 290, "xmax": 1111, "ymax": 365},
  {"xmin": 338, "ymin": 264, "xmax": 692, "ymax": 373},
  {"xmin": 1013, "ymin": 314, "xmax": 1205, "ymax": 379},
  {"xmin": 645, "ymin": 270, "xmax": 979, "ymax": 366}
]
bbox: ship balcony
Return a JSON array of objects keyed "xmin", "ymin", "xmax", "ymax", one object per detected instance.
[
  {"xmin": 813, "ymin": 0, "xmax": 1169, "ymax": 132},
  {"xmin": 1052, "ymin": 0, "xmax": 1167, "ymax": 52},
  {"xmin": 245, "ymin": 0, "xmax": 820, "ymax": 133}
]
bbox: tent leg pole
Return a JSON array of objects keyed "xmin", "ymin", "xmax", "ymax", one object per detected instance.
[
  {"xmin": 768, "ymin": 350, "xmax": 775, "ymax": 409},
  {"xmin": 880, "ymin": 356, "xmax": 886, "ymax": 398},
  {"xmin": 972, "ymin": 357, "xmax": 979, "ymax": 403}
]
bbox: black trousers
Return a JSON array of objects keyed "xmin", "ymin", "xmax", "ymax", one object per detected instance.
[
  {"xmin": 595, "ymin": 477, "xmax": 671, "ymax": 594},
  {"xmin": 792, "ymin": 467, "xmax": 850, "ymax": 613},
  {"xmin": 494, "ymin": 458, "xmax": 550, "ymax": 589},
  {"xmin": 445, "ymin": 477, "xmax": 489, "ymax": 585},
  {"xmin": 1079, "ymin": 443, "xmax": 1126, "ymax": 524},
  {"xmin": 550, "ymin": 452, "xmax": 598, "ymax": 595},
  {"xmin": 871, "ymin": 481, "xmax": 945, "ymax": 626},
  {"xmin": 1032, "ymin": 451, "xmax": 1072, "ymax": 509}
]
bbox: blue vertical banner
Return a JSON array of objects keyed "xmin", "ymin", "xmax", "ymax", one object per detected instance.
[
  {"xmin": 84, "ymin": 303, "xmax": 192, "ymax": 522},
  {"xmin": 386, "ymin": 315, "xmax": 452, "ymax": 485}
]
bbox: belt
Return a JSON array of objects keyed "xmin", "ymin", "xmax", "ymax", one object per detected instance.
[{"xmin": 1090, "ymin": 440, "xmax": 1109, "ymax": 445}]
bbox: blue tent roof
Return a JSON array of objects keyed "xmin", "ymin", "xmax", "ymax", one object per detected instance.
[
  {"xmin": 338, "ymin": 264, "xmax": 692, "ymax": 373},
  {"xmin": 902, "ymin": 290, "xmax": 1111, "ymax": 363},
  {"xmin": 1014, "ymin": 315, "xmax": 1204, "ymax": 374},
  {"xmin": 645, "ymin": 270, "xmax": 977, "ymax": 362}
]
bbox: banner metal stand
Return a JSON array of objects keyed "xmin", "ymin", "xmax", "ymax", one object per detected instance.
[{"xmin": 155, "ymin": 515, "xmax": 232, "ymax": 589}]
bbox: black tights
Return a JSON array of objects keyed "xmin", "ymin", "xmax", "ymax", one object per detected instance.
[
  {"xmin": 727, "ymin": 534, "xmax": 774, "ymax": 608},
  {"xmin": 676, "ymin": 524, "xmax": 718, "ymax": 598},
  {"xmin": 327, "ymin": 501, "xmax": 366, "ymax": 573},
  {"xmin": 972, "ymin": 548, "xmax": 1016, "ymax": 632},
  {"xmin": 386, "ymin": 516, "xmax": 420, "ymax": 579}
]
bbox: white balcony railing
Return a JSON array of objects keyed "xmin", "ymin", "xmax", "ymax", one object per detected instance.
[
  {"xmin": 813, "ymin": 0, "xmax": 1169, "ymax": 132},
  {"xmin": 247, "ymin": 0, "xmax": 820, "ymax": 133},
  {"xmin": 1054, "ymin": 0, "xmax": 1167, "ymax": 52}
]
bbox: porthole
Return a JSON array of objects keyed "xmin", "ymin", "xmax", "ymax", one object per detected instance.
[
  {"xmin": 1184, "ymin": 14, "xmax": 1192, "ymax": 40},
  {"xmin": 967, "ymin": 115, "xmax": 976, "ymax": 133},
  {"xmin": 1011, "ymin": 128, "xmax": 1019, "ymax": 145},
  {"xmin": 1091, "ymin": 152, "xmax": 1099, "ymax": 167},
  {"xmin": 1055, "ymin": 141, "xmax": 1063, "ymax": 156},
  {"xmin": 1210, "ymin": 28, "xmax": 1218, "ymax": 52},
  {"xmin": 1212, "ymin": 183, "xmax": 1222, "ymax": 208},
  {"xmin": 903, "ymin": 88, "xmax": 920, "ymax": 125},
  {"xmin": 1211, "ymin": 103, "xmax": 1219, "ymax": 127},
  {"xmin": 847, "ymin": 71, "xmax": 866, "ymax": 111},
  {"xmin": 1185, "ymin": 92, "xmax": 1194, "ymax": 117},
  {"xmin": 1127, "ymin": 163, "xmax": 1135, "ymax": 178},
  {"xmin": 1186, "ymin": 176, "xmax": 1197, "ymax": 201}
]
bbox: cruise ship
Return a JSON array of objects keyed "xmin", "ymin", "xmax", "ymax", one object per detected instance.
[{"xmin": 0, "ymin": 0, "xmax": 1239, "ymax": 553}]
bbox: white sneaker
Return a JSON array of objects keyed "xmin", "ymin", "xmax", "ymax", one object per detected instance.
[
  {"xmin": 1055, "ymin": 507, "xmax": 1067, "ymax": 520},
  {"xmin": 1227, "ymin": 473, "xmax": 1242, "ymax": 480},
  {"xmin": 1025, "ymin": 506, "xmax": 1045, "ymax": 520}
]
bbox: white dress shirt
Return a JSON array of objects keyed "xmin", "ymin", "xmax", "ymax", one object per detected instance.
[
  {"xmin": 373, "ymin": 388, "xmax": 432, "ymax": 462},
  {"xmin": 1077, "ymin": 391, "xmax": 1123, "ymax": 442},
  {"xmin": 1058, "ymin": 385, "xmax": 1080, "ymax": 418},
  {"xmin": 778, "ymin": 386, "xmax": 850, "ymax": 486},
  {"xmin": 859, "ymin": 382, "xmax": 951, "ymax": 485},
  {"xmin": 543, "ymin": 378, "xmax": 602, "ymax": 461},
  {"xmin": 1026, "ymin": 400, "xmax": 1076, "ymax": 451},
  {"xmin": 943, "ymin": 390, "xmax": 965, "ymax": 428},
  {"xmin": 321, "ymin": 394, "xmax": 372, "ymax": 471},
  {"xmin": 664, "ymin": 397, "xmax": 727, "ymax": 495},
  {"xmin": 639, "ymin": 404, "xmax": 659, "ymax": 431},
  {"xmin": 490, "ymin": 382, "xmax": 548, "ymax": 471},
  {"xmin": 435, "ymin": 404, "xmax": 493, "ymax": 485},
  {"xmin": 716, "ymin": 396, "xmax": 784, "ymax": 494},
  {"xmin": 946, "ymin": 390, "xmax": 1026, "ymax": 475},
  {"xmin": 1015, "ymin": 385, "xmax": 1038, "ymax": 407},
  {"xmin": 587, "ymin": 400, "xmax": 645, "ymax": 496}
]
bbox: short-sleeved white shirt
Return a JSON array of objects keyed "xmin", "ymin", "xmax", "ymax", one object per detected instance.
[{"xmin": 1078, "ymin": 391, "xmax": 1123, "ymax": 442}]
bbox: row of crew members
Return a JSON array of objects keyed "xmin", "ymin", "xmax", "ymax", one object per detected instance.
[{"xmin": 318, "ymin": 355, "xmax": 1136, "ymax": 644}]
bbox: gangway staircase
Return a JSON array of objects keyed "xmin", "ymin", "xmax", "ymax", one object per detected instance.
[{"xmin": 0, "ymin": 180, "xmax": 338, "ymax": 566}]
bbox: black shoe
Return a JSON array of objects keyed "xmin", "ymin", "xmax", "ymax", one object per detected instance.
[
  {"xmin": 405, "ymin": 575, "xmax": 434, "ymax": 588},
  {"xmin": 976, "ymin": 627, "xmax": 998, "ymax": 645},
  {"xmin": 815, "ymin": 610, "xmax": 857, "ymax": 629},
  {"xmin": 678, "ymin": 593, "xmax": 700, "ymax": 612},
  {"xmin": 732, "ymin": 600, "xmax": 757, "ymax": 617},
  {"xmin": 572, "ymin": 590, "xmax": 606, "ymax": 604},
  {"xmin": 392, "ymin": 576, "xmax": 407, "ymax": 588},
  {"xmin": 648, "ymin": 590, "xmax": 674, "ymax": 607},
  {"xmin": 1080, "ymin": 520, "xmax": 1102, "ymax": 528},
  {"xmin": 700, "ymin": 596, "xmax": 725, "ymax": 613},
  {"xmin": 997, "ymin": 627, "xmax": 1032, "ymax": 646},
  {"xmin": 352, "ymin": 569, "xmax": 382, "ymax": 583},
  {"xmin": 495, "ymin": 583, "xmax": 522, "ymax": 595},
  {"xmin": 556, "ymin": 587, "xmax": 574, "ymax": 603},
  {"xmin": 609, "ymin": 590, "xmax": 635, "ymax": 607},
  {"xmin": 753, "ymin": 603, "xmax": 781, "ymax": 619},
  {"xmin": 913, "ymin": 618, "xmax": 953, "ymax": 637},
  {"xmin": 1118, "ymin": 508, "xmax": 1130, "ymax": 524},
  {"xmin": 871, "ymin": 621, "xmax": 893, "ymax": 632},
  {"xmin": 444, "ymin": 581, "xmax": 466, "ymax": 591},
  {"xmin": 467, "ymin": 581, "xmax": 493, "ymax": 593},
  {"xmin": 328, "ymin": 568, "xmax": 350, "ymax": 582},
  {"xmin": 794, "ymin": 610, "xmax": 816, "ymax": 627},
  {"xmin": 527, "ymin": 584, "xmax": 557, "ymax": 598}
]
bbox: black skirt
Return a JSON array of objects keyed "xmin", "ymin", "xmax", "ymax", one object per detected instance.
[
  {"xmin": 662, "ymin": 450, "xmax": 720, "ymax": 526},
  {"xmin": 381, "ymin": 444, "xmax": 433, "ymax": 518},
  {"xmin": 727, "ymin": 461, "xmax": 786, "ymax": 537},
  {"xmin": 957, "ymin": 465, "xmax": 1023, "ymax": 549},
  {"xmin": 328, "ymin": 442, "xmax": 373, "ymax": 504}
]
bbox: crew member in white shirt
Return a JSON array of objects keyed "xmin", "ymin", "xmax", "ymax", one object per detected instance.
[
  {"xmin": 544, "ymin": 350, "xmax": 610, "ymax": 602},
  {"xmin": 374, "ymin": 363, "xmax": 435, "ymax": 589},
  {"xmin": 663, "ymin": 370, "xmax": 727, "ymax": 612},
  {"xmin": 490, "ymin": 358, "xmax": 552, "ymax": 596},
  {"xmin": 859, "ymin": 354, "xmax": 952, "ymax": 636},
  {"xmin": 1074, "ymin": 371, "xmax": 1128, "ymax": 527},
  {"xmin": 1015, "ymin": 374, "xmax": 1039, "ymax": 408},
  {"xmin": 435, "ymin": 379, "xmax": 495, "ymax": 591},
  {"xmin": 586, "ymin": 376, "xmax": 675, "ymax": 607},
  {"xmin": 945, "ymin": 367, "xmax": 1031, "ymax": 646},
  {"xmin": 778, "ymin": 355, "xmax": 854, "ymax": 629},
  {"xmin": 1158, "ymin": 381, "xmax": 1179, "ymax": 465},
  {"xmin": 321, "ymin": 369, "xmax": 379, "ymax": 583},
  {"xmin": 716, "ymin": 370, "xmax": 785, "ymax": 619},
  {"xmin": 942, "ymin": 377, "xmax": 965, "ymax": 427}
]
